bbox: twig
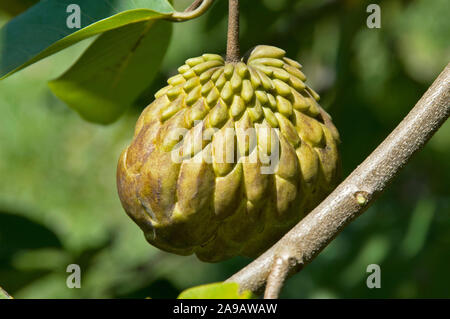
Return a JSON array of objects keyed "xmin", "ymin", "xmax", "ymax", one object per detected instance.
[
  {"xmin": 264, "ymin": 252, "xmax": 292, "ymax": 299},
  {"xmin": 226, "ymin": 0, "xmax": 240, "ymax": 62},
  {"xmin": 226, "ymin": 63, "xmax": 450, "ymax": 295},
  {"xmin": 185, "ymin": 0, "xmax": 204, "ymax": 12},
  {"xmin": 170, "ymin": 0, "xmax": 215, "ymax": 22}
]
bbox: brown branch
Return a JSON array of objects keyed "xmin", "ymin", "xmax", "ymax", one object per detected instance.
[
  {"xmin": 226, "ymin": 63, "xmax": 450, "ymax": 295},
  {"xmin": 264, "ymin": 252, "xmax": 292, "ymax": 299},
  {"xmin": 226, "ymin": 0, "xmax": 240, "ymax": 62}
]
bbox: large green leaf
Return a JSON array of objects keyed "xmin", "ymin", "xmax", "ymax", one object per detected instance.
[
  {"xmin": 49, "ymin": 20, "xmax": 172, "ymax": 124},
  {"xmin": 0, "ymin": 0, "xmax": 174, "ymax": 79},
  {"xmin": 178, "ymin": 282, "xmax": 255, "ymax": 299}
]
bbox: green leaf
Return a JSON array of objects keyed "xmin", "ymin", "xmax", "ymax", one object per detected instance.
[
  {"xmin": 49, "ymin": 20, "xmax": 172, "ymax": 124},
  {"xmin": 0, "ymin": 286, "xmax": 13, "ymax": 299},
  {"xmin": 0, "ymin": 0, "xmax": 174, "ymax": 79},
  {"xmin": 178, "ymin": 282, "xmax": 255, "ymax": 299}
]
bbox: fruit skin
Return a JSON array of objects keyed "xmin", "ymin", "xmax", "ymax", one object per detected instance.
[{"xmin": 117, "ymin": 45, "xmax": 341, "ymax": 262}]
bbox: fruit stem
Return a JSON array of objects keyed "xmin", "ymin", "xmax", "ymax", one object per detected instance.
[{"xmin": 226, "ymin": 0, "xmax": 240, "ymax": 63}]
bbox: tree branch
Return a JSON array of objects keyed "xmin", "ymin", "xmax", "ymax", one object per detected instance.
[{"xmin": 226, "ymin": 63, "xmax": 450, "ymax": 296}]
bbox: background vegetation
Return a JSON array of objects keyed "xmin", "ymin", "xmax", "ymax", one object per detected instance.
[{"xmin": 0, "ymin": 0, "xmax": 449, "ymax": 298}]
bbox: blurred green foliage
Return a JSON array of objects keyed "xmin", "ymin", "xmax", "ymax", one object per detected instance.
[
  {"xmin": 0, "ymin": 0, "xmax": 449, "ymax": 298},
  {"xmin": 0, "ymin": 0, "xmax": 38, "ymax": 17}
]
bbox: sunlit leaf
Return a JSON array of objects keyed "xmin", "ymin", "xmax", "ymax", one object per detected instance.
[
  {"xmin": 0, "ymin": 286, "xmax": 13, "ymax": 299},
  {"xmin": 178, "ymin": 282, "xmax": 254, "ymax": 299}
]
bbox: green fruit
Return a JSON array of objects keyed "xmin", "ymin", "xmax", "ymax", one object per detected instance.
[{"xmin": 117, "ymin": 45, "xmax": 341, "ymax": 262}]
